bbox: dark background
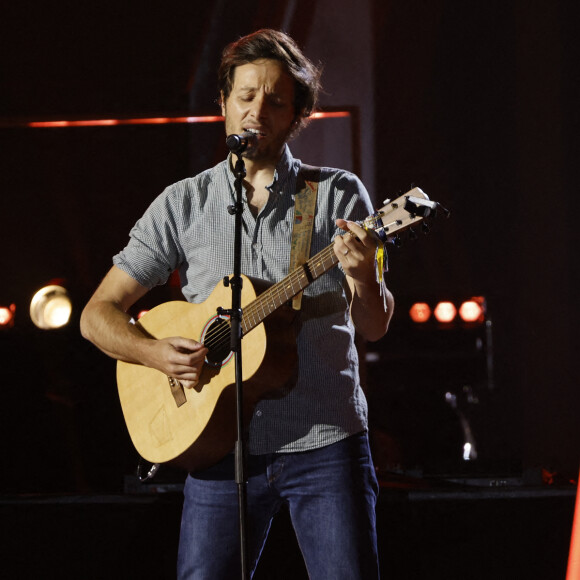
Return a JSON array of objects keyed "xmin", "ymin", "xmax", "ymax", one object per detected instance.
[{"xmin": 1, "ymin": 0, "xmax": 578, "ymax": 495}]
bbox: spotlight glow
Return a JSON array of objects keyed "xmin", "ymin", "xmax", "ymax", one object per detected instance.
[
  {"xmin": 30, "ymin": 285, "xmax": 72, "ymax": 329},
  {"xmin": 15, "ymin": 111, "xmax": 351, "ymax": 129},
  {"xmin": 0, "ymin": 304, "xmax": 16, "ymax": 328},
  {"xmin": 459, "ymin": 298, "xmax": 485, "ymax": 323},
  {"xmin": 434, "ymin": 301, "xmax": 457, "ymax": 323}
]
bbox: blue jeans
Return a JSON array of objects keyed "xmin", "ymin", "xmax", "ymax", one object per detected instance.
[{"xmin": 177, "ymin": 432, "xmax": 380, "ymax": 579}]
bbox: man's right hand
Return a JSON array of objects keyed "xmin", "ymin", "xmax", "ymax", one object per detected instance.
[
  {"xmin": 146, "ymin": 336, "xmax": 208, "ymax": 389},
  {"xmin": 81, "ymin": 266, "xmax": 209, "ymax": 388}
]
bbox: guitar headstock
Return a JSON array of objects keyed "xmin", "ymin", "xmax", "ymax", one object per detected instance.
[{"xmin": 362, "ymin": 187, "xmax": 442, "ymax": 244}]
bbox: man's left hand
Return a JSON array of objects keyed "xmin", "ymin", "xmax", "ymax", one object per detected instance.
[{"xmin": 334, "ymin": 219, "xmax": 377, "ymax": 284}]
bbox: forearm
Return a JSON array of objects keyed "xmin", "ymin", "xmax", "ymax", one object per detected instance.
[
  {"xmin": 80, "ymin": 299, "xmax": 156, "ymax": 365},
  {"xmin": 80, "ymin": 265, "xmax": 208, "ymax": 388},
  {"xmin": 349, "ymin": 278, "xmax": 394, "ymax": 342},
  {"xmin": 333, "ymin": 219, "xmax": 394, "ymax": 341}
]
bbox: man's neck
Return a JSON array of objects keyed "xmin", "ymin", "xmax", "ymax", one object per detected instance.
[
  {"xmin": 242, "ymin": 155, "xmax": 277, "ymax": 185},
  {"xmin": 231, "ymin": 147, "xmax": 284, "ymax": 189},
  {"xmin": 244, "ymin": 165, "xmax": 274, "ymax": 216}
]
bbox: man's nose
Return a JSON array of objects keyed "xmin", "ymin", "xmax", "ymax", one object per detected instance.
[{"xmin": 249, "ymin": 93, "xmax": 268, "ymax": 118}]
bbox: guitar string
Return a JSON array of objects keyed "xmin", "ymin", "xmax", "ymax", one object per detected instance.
[
  {"xmin": 201, "ymin": 265, "xmax": 310, "ymax": 348},
  {"xmin": 201, "ymin": 244, "xmax": 338, "ymax": 355},
  {"xmin": 200, "ymin": 215, "xmax": 403, "ymax": 350},
  {"xmin": 200, "ymin": 203, "xmax": 414, "ymax": 356},
  {"xmin": 242, "ymin": 244, "xmax": 337, "ymax": 332},
  {"xmin": 201, "ymin": 195, "xmax": 426, "ymax": 351}
]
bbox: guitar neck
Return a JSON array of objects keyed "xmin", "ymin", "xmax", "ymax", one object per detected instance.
[
  {"xmin": 242, "ymin": 243, "xmax": 338, "ymax": 334},
  {"xmin": 240, "ymin": 187, "xmax": 439, "ymax": 335}
]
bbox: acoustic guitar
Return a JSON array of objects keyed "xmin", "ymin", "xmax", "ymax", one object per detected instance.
[{"xmin": 117, "ymin": 187, "xmax": 440, "ymax": 472}]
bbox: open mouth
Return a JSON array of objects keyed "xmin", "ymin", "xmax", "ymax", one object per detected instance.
[{"xmin": 244, "ymin": 127, "xmax": 266, "ymax": 137}]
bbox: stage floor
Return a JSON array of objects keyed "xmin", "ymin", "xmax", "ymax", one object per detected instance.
[{"xmin": 1, "ymin": 479, "xmax": 575, "ymax": 579}]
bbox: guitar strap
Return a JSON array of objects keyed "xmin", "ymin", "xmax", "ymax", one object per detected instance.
[{"xmin": 289, "ymin": 164, "xmax": 320, "ymax": 310}]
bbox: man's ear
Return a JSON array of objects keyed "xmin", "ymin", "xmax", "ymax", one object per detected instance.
[
  {"xmin": 293, "ymin": 108, "xmax": 306, "ymax": 125},
  {"xmin": 291, "ymin": 111, "xmax": 304, "ymax": 131}
]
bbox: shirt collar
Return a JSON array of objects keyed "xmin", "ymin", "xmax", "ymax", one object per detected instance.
[
  {"xmin": 272, "ymin": 144, "xmax": 294, "ymax": 193},
  {"xmin": 225, "ymin": 144, "xmax": 296, "ymax": 196}
]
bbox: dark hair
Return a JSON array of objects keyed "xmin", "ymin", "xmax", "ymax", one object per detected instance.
[{"xmin": 218, "ymin": 29, "xmax": 322, "ymax": 132}]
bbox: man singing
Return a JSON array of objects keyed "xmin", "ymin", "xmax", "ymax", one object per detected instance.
[{"xmin": 81, "ymin": 28, "xmax": 393, "ymax": 579}]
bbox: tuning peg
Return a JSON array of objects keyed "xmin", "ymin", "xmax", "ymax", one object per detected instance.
[
  {"xmin": 408, "ymin": 228, "xmax": 418, "ymax": 240},
  {"xmin": 421, "ymin": 222, "xmax": 430, "ymax": 234},
  {"xmin": 392, "ymin": 235, "xmax": 403, "ymax": 248}
]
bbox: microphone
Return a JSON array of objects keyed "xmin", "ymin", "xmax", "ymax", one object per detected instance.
[{"xmin": 226, "ymin": 132, "xmax": 258, "ymax": 154}]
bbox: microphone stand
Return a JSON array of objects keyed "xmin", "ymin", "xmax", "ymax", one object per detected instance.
[{"xmin": 222, "ymin": 150, "xmax": 250, "ymax": 580}]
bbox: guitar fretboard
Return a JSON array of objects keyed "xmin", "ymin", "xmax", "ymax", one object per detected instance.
[
  {"xmin": 241, "ymin": 243, "xmax": 339, "ymax": 334},
  {"xmin": 239, "ymin": 187, "xmax": 435, "ymax": 335}
]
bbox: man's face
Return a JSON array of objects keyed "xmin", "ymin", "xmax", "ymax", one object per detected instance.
[{"xmin": 221, "ymin": 58, "xmax": 296, "ymax": 164}]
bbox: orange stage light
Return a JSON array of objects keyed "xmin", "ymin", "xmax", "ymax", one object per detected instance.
[
  {"xmin": 311, "ymin": 111, "xmax": 351, "ymax": 119},
  {"xmin": 459, "ymin": 297, "xmax": 485, "ymax": 323},
  {"xmin": 409, "ymin": 302, "xmax": 431, "ymax": 323},
  {"xmin": 567, "ymin": 470, "xmax": 580, "ymax": 580},
  {"xmin": 433, "ymin": 301, "xmax": 457, "ymax": 323}
]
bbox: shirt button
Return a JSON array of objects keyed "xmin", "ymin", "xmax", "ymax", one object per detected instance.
[{"xmin": 255, "ymin": 410, "xmax": 263, "ymax": 417}]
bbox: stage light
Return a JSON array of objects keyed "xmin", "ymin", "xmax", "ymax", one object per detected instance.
[
  {"xmin": 30, "ymin": 285, "xmax": 72, "ymax": 329},
  {"xmin": 433, "ymin": 301, "xmax": 457, "ymax": 323},
  {"xmin": 459, "ymin": 297, "xmax": 485, "ymax": 323},
  {"xmin": 7, "ymin": 111, "xmax": 350, "ymax": 129},
  {"xmin": 408, "ymin": 296, "xmax": 487, "ymax": 326},
  {"xmin": 409, "ymin": 302, "xmax": 432, "ymax": 323},
  {"xmin": 463, "ymin": 442, "xmax": 477, "ymax": 461},
  {"xmin": 0, "ymin": 304, "xmax": 16, "ymax": 328}
]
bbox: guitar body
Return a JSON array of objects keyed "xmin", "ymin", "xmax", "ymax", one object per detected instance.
[
  {"xmin": 115, "ymin": 188, "xmax": 440, "ymax": 473},
  {"xmin": 117, "ymin": 274, "xmax": 297, "ymax": 472}
]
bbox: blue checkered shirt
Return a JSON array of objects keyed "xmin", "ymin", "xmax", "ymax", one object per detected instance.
[{"xmin": 114, "ymin": 145, "xmax": 374, "ymax": 454}]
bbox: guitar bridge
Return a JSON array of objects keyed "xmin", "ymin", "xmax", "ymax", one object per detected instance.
[{"xmin": 168, "ymin": 376, "xmax": 187, "ymax": 407}]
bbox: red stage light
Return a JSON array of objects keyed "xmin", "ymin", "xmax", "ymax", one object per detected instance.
[
  {"xmin": 0, "ymin": 304, "xmax": 16, "ymax": 328},
  {"xmin": 409, "ymin": 302, "xmax": 432, "ymax": 323},
  {"xmin": 17, "ymin": 111, "xmax": 350, "ymax": 130},
  {"xmin": 433, "ymin": 301, "xmax": 457, "ymax": 323},
  {"xmin": 26, "ymin": 116, "xmax": 224, "ymax": 128}
]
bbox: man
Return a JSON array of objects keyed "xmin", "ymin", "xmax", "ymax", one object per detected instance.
[{"xmin": 81, "ymin": 29, "xmax": 393, "ymax": 579}]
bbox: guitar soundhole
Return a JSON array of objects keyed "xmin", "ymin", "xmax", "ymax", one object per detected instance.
[{"xmin": 202, "ymin": 316, "xmax": 233, "ymax": 368}]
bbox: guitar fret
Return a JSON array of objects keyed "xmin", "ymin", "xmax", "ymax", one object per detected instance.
[
  {"xmin": 243, "ymin": 236, "xmax": 351, "ymax": 333},
  {"xmin": 259, "ymin": 299, "xmax": 267, "ymax": 320},
  {"xmin": 241, "ymin": 312, "xmax": 252, "ymax": 335},
  {"xmin": 291, "ymin": 273, "xmax": 303, "ymax": 292},
  {"xmin": 242, "ymin": 244, "xmax": 343, "ymax": 335}
]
